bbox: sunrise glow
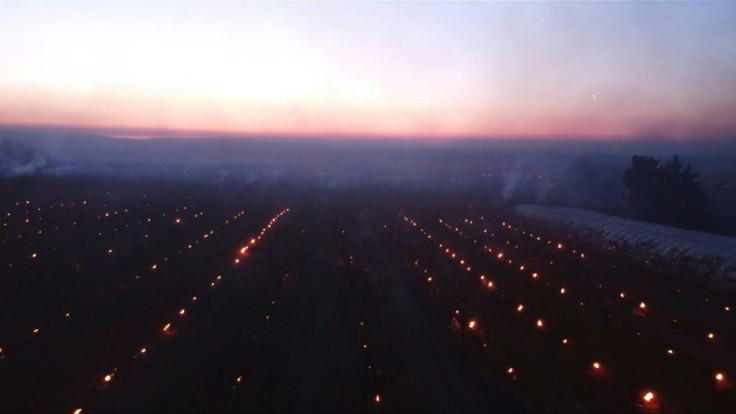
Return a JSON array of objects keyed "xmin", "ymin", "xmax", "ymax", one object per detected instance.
[{"xmin": 1, "ymin": 2, "xmax": 735, "ymax": 140}]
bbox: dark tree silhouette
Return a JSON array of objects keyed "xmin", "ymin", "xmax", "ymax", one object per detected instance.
[{"xmin": 623, "ymin": 155, "xmax": 711, "ymax": 231}]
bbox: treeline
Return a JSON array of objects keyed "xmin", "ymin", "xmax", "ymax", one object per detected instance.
[{"xmin": 623, "ymin": 155, "xmax": 711, "ymax": 231}]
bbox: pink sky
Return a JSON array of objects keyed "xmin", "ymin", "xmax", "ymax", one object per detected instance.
[{"xmin": 1, "ymin": 2, "xmax": 735, "ymax": 140}]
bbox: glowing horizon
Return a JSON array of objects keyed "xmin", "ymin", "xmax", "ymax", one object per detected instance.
[{"xmin": 1, "ymin": 2, "xmax": 735, "ymax": 141}]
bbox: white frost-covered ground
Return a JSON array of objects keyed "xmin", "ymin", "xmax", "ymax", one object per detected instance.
[{"xmin": 515, "ymin": 204, "xmax": 736, "ymax": 278}]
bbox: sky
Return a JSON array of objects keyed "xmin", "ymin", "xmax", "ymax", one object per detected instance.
[{"xmin": 1, "ymin": 1, "xmax": 735, "ymax": 140}]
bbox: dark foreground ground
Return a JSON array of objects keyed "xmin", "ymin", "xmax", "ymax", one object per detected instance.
[{"xmin": 0, "ymin": 177, "xmax": 733, "ymax": 413}]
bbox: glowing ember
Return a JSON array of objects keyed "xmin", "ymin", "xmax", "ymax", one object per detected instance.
[
  {"xmin": 639, "ymin": 302, "xmax": 647, "ymax": 310},
  {"xmin": 140, "ymin": 347, "xmax": 147, "ymax": 354},
  {"xmin": 517, "ymin": 304, "xmax": 524, "ymax": 312},
  {"xmin": 715, "ymin": 372, "xmax": 725, "ymax": 382},
  {"xmin": 642, "ymin": 391, "xmax": 655, "ymax": 403},
  {"xmin": 73, "ymin": 409, "xmax": 83, "ymax": 414},
  {"xmin": 707, "ymin": 332, "xmax": 715, "ymax": 340},
  {"xmin": 468, "ymin": 320, "xmax": 477, "ymax": 329},
  {"xmin": 592, "ymin": 362, "xmax": 601, "ymax": 370},
  {"xmin": 179, "ymin": 308, "xmax": 186, "ymax": 315},
  {"xmin": 562, "ymin": 338, "xmax": 568, "ymax": 344},
  {"xmin": 667, "ymin": 349, "xmax": 674, "ymax": 355},
  {"xmin": 507, "ymin": 367, "xmax": 514, "ymax": 374},
  {"xmin": 162, "ymin": 323, "xmax": 171, "ymax": 332},
  {"xmin": 236, "ymin": 375, "xmax": 243, "ymax": 383},
  {"xmin": 103, "ymin": 374, "xmax": 112, "ymax": 383},
  {"xmin": 536, "ymin": 319, "xmax": 544, "ymax": 328},
  {"xmin": 375, "ymin": 394, "xmax": 381, "ymax": 403}
]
